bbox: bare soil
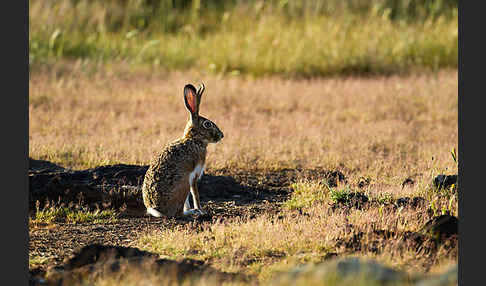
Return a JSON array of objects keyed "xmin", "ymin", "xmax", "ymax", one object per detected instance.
[
  {"xmin": 29, "ymin": 158, "xmax": 341, "ymax": 271},
  {"xmin": 29, "ymin": 158, "xmax": 457, "ymax": 284}
]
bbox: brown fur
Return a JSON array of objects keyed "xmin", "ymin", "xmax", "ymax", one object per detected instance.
[{"xmin": 142, "ymin": 83, "xmax": 223, "ymax": 217}]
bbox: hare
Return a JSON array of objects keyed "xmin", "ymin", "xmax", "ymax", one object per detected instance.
[{"xmin": 142, "ymin": 83, "xmax": 224, "ymax": 218}]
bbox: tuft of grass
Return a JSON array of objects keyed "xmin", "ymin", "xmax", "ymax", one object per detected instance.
[
  {"xmin": 284, "ymin": 180, "xmax": 329, "ymax": 210},
  {"xmin": 329, "ymin": 185, "xmax": 356, "ymax": 204},
  {"xmin": 31, "ymin": 206, "xmax": 119, "ymax": 224},
  {"xmin": 374, "ymin": 192, "xmax": 395, "ymax": 205},
  {"xmin": 29, "ymin": 255, "xmax": 49, "ymax": 268}
]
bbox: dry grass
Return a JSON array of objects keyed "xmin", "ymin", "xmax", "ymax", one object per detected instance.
[
  {"xmin": 29, "ymin": 66, "xmax": 458, "ymax": 185},
  {"xmin": 29, "ymin": 66, "xmax": 457, "ymax": 284},
  {"xmin": 137, "ymin": 180, "xmax": 457, "ymax": 283}
]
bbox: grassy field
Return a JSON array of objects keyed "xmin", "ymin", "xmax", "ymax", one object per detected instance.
[
  {"xmin": 29, "ymin": 66, "xmax": 458, "ymax": 183},
  {"xmin": 29, "ymin": 66, "xmax": 458, "ymax": 284},
  {"xmin": 29, "ymin": 0, "xmax": 458, "ymax": 285},
  {"xmin": 29, "ymin": 0, "xmax": 457, "ymax": 77}
]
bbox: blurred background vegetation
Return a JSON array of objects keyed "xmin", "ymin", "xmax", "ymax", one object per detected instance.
[{"xmin": 29, "ymin": 0, "xmax": 458, "ymax": 77}]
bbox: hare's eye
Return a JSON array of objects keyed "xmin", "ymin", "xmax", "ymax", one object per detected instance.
[{"xmin": 203, "ymin": 121, "xmax": 212, "ymax": 129}]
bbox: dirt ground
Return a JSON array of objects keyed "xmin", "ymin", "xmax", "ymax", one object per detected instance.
[
  {"xmin": 28, "ymin": 159, "xmax": 458, "ymax": 286},
  {"xmin": 29, "ymin": 159, "xmax": 344, "ymax": 271}
]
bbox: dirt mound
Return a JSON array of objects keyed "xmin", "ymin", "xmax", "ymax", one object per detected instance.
[
  {"xmin": 29, "ymin": 161, "xmax": 148, "ymax": 212},
  {"xmin": 420, "ymin": 215, "xmax": 458, "ymax": 239},
  {"xmin": 30, "ymin": 244, "xmax": 247, "ymax": 286},
  {"xmin": 30, "ymin": 158, "xmax": 67, "ymax": 173},
  {"xmin": 334, "ymin": 221, "xmax": 458, "ymax": 272}
]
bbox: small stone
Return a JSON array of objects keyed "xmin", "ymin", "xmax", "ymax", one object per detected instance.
[
  {"xmin": 433, "ymin": 174, "xmax": 457, "ymax": 190},
  {"xmin": 395, "ymin": 197, "xmax": 425, "ymax": 208},
  {"xmin": 401, "ymin": 178, "xmax": 414, "ymax": 188}
]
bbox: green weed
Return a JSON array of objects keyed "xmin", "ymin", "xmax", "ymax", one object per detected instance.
[
  {"xmin": 284, "ymin": 180, "xmax": 329, "ymax": 210},
  {"xmin": 29, "ymin": 255, "xmax": 49, "ymax": 268},
  {"xmin": 329, "ymin": 185, "xmax": 355, "ymax": 204},
  {"xmin": 32, "ymin": 205, "xmax": 119, "ymax": 224}
]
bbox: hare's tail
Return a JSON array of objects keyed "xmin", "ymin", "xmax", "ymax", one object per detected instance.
[{"xmin": 147, "ymin": 207, "xmax": 163, "ymax": 218}]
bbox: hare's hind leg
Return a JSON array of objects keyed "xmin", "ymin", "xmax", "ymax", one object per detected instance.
[{"xmin": 183, "ymin": 194, "xmax": 191, "ymax": 211}]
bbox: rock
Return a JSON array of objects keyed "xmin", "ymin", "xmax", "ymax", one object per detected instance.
[
  {"xmin": 420, "ymin": 215, "xmax": 458, "ymax": 240},
  {"xmin": 331, "ymin": 192, "xmax": 369, "ymax": 210},
  {"xmin": 334, "ymin": 258, "xmax": 407, "ymax": 283},
  {"xmin": 395, "ymin": 197, "xmax": 426, "ymax": 208},
  {"xmin": 416, "ymin": 264, "xmax": 458, "ymax": 286},
  {"xmin": 271, "ymin": 258, "xmax": 410, "ymax": 286},
  {"xmin": 271, "ymin": 259, "xmax": 458, "ymax": 286},
  {"xmin": 401, "ymin": 177, "xmax": 415, "ymax": 188},
  {"xmin": 357, "ymin": 176, "xmax": 371, "ymax": 188},
  {"xmin": 433, "ymin": 174, "xmax": 457, "ymax": 190}
]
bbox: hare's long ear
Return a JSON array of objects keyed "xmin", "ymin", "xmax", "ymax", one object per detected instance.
[
  {"xmin": 184, "ymin": 84, "xmax": 199, "ymax": 123},
  {"xmin": 196, "ymin": 82, "xmax": 205, "ymax": 103}
]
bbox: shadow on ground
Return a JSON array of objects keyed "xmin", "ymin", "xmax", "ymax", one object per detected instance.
[{"xmin": 29, "ymin": 158, "xmax": 345, "ymax": 218}]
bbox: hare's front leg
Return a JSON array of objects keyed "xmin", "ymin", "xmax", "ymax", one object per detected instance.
[
  {"xmin": 183, "ymin": 171, "xmax": 206, "ymax": 216},
  {"xmin": 190, "ymin": 180, "xmax": 206, "ymax": 215},
  {"xmin": 183, "ymin": 165, "xmax": 206, "ymax": 216},
  {"xmin": 183, "ymin": 171, "xmax": 200, "ymax": 212}
]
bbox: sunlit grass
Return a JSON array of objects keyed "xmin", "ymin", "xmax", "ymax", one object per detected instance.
[
  {"xmin": 29, "ymin": 0, "xmax": 457, "ymax": 77},
  {"xmin": 138, "ymin": 185, "xmax": 456, "ymax": 283},
  {"xmin": 29, "ymin": 255, "xmax": 49, "ymax": 268},
  {"xmin": 284, "ymin": 180, "xmax": 329, "ymax": 210},
  {"xmin": 29, "ymin": 69, "xmax": 458, "ymax": 183},
  {"xmin": 31, "ymin": 205, "xmax": 119, "ymax": 224}
]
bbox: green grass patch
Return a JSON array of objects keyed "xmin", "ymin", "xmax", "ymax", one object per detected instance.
[
  {"xmin": 284, "ymin": 180, "xmax": 329, "ymax": 210},
  {"xmin": 32, "ymin": 206, "xmax": 119, "ymax": 224},
  {"xmin": 329, "ymin": 185, "xmax": 357, "ymax": 204},
  {"xmin": 373, "ymin": 192, "xmax": 395, "ymax": 205},
  {"xmin": 29, "ymin": 255, "xmax": 49, "ymax": 268},
  {"xmin": 29, "ymin": 0, "xmax": 458, "ymax": 77}
]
